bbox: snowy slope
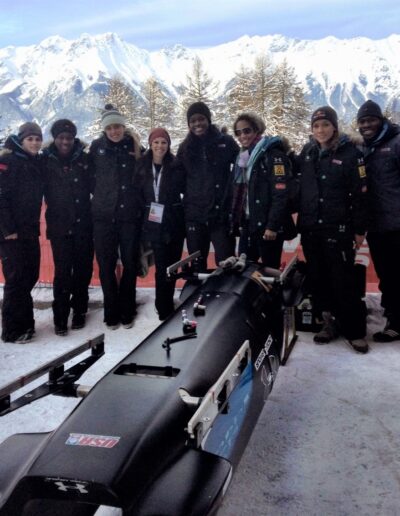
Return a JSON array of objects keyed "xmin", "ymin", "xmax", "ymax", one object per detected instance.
[{"xmin": 0, "ymin": 32, "xmax": 399, "ymax": 136}]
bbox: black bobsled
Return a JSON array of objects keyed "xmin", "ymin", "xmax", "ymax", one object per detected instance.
[{"xmin": 0, "ymin": 253, "xmax": 303, "ymax": 516}]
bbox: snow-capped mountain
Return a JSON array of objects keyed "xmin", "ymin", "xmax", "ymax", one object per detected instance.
[{"xmin": 0, "ymin": 32, "xmax": 399, "ymax": 138}]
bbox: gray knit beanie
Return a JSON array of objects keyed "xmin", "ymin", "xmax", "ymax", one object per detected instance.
[{"xmin": 101, "ymin": 104, "xmax": 126, "ymax": 130}]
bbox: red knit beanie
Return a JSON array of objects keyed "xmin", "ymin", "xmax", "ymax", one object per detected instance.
[{"xmin": 148, "ymin": 127, "xmax": 171, "ymax": 146}]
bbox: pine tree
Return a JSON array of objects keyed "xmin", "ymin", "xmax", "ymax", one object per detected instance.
[
  {"xmin": 226, "ymin": 65, "xmax": 256, "ymax": 125},
  {"xmin": 250, "ymin": 54, "xmax": 275, "ymax": 122},
  {"xmin": 180, "ymin": 56, "xmax": 218, "ymax": 108},
  {"xmin": 383, "ymin": 100, "xmax": 400, "ymax": 123},
  {"xmin": 268, "ymin": 59, "xmax": 310, "ymax": 149},
  {"xmin": 176, "ymin": 56, "xmax": 222, "ymax": 138},
  {"xmin": 136, "ymin": 77, "xmax": 175, "ymax": 136},
  {"xmin": 86, "ymin": 75, "xmax": 140, "ymax": 138}
]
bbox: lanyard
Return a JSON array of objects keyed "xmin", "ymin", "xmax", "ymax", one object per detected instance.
[{"xmin": 152, "ymin": 163, "xmax": 163, "ymax": 203}]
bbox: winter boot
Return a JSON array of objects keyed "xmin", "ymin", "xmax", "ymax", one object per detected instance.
[
  {"xmin": 71, "ymin": 313, "xmax": 86, "ymax": 330},
  {"xmin": 347, "ymin": 338, "xmax": 369, "ymax": 354},
  {"xmin": 313, "ymin": 311, "xmax": 339, "ymax": 344},
  {"xmin": 55, "ymin": 325, "xmax": 68, "ymax": 336},
  {"xmin": 373, "ymin": 321, "xmax": 400, "ymax": 343}
]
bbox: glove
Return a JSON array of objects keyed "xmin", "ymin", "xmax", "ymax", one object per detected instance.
[
  {"xmin": 233, "ymin": 253, "xmax": 247, "ymax": 272},
  {"xmin": 219, "ymin": 256, "xmax": 238, "ymax": 269}
]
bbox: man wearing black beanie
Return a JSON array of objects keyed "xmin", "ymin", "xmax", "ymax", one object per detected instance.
[
  {"xmin": 177, "ymin": 101, "xmax": 239, "ymax": 270},
  {"xmin": 357, "ymin": 100, "xmax": 400, "ymax": 342},
  {"xmin": 43, "ymin": 119, "xmax": 93, "ymax": 335}
]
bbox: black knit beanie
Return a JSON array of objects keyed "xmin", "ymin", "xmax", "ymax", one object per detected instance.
[
  {"xmin": 18, "ymin": 122, "xmax": 43, "ymax": 142},
  {"xmin": 186, "ymin": 102, "xmax": 212, "ymax": 125},
  {"xmin": 51, "ymin": 119, "xmax": 77, "ymax": 139},
  {"xmin": 311, "ymin": 106, "xmax": 338, "ymax": 130},
  {"xmin": 357, "ymin": 100, "xmax": 383, "ymax": 121}
]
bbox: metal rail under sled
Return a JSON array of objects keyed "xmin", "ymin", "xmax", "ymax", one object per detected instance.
[{"xmin": 0, "ymin": 334, "xmax": 105, "ymax": 416}]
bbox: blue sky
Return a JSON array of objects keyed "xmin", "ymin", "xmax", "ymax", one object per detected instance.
[{"xmin": 1, "ymin": 0, "xmax": 399, "ymax": 49}]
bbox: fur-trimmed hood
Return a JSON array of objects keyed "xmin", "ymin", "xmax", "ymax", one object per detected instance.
[
  {"xmin": 97, "ymin": 128, "xmax": 142, "ymax": 160},
  {"xmin": 0, "ymin": 134, "xmax": 42, "ymax": 161}
]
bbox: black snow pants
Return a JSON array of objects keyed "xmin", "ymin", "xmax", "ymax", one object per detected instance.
[
  {"xmin": 94, "ymin": 220, "xmax": 140, "ymax": 326},
  {"xmin": 301, "ymin": 231, "xmax": 366, "ymax": 340},
  {"xmin": 0, "ymin": 238, "xmax": 40, "ymax": 341},
  {"xmin": 50, "ymin": 234, "xmax": 94, "ymax": 328}
]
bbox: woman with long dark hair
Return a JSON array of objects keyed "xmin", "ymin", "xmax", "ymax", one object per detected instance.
[
  {"xmin": 0, "ymin": 122, "xmax": 44, "ymax": 342},
  {"xmin": 297, "ymin": 106, "xmax": 368, "ymax": 353}
]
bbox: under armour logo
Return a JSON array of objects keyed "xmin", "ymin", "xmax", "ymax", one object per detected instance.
[{"xmin": 54, "ymin": 481, "xmax": 89, "ymax": 494}]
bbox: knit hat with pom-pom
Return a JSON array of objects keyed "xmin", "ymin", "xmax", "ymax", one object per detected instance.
[{"xmin": 101, "ymin": 104, "xmax": 126, "ymax": 130}]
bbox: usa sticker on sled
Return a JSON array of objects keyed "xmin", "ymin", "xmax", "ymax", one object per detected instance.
[{"xmin": 66, "ymin": 433, "xmax": 121, "ymax": 448}]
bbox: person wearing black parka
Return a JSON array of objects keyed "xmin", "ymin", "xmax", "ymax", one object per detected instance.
[
  {"xmin": 89, "ymin": 105, "xmax": 143, "ymax": 330},
  {"xmin": 297, "ymin": 106, "xmax": 368, "ymax": 353},
  {"xmin": 138, "ymin": 127, "xmax": 185, "ymax": 320},
  {"xmin": 357, "ymin": 100, "xmax": 400, "ymax": 343},
  {"xmin": 0, "ymin": 122, "xmax": 44, "ymax": 343},
  {"xmin": 43, "ymin": 119, "xmax": 93, "ymax": 336},
  {"xmin": 177, "ymin": 102, "xmax": 239, "ymax": 270}
]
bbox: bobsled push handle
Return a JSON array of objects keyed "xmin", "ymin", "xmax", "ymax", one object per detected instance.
[
  {"xmin": 167, "ymin": 250, "xmax": 201, "ymax": 276},
  {"xmin": 260, "ymin": 255, "xmax": 298, "ymax": 285},
  {"xmin": 0, "ymin": 334, "xmax": 105, "ymax": 416}
]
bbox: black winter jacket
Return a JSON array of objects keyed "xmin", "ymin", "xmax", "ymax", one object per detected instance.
[
  {"xmin": 297, "ymin": 135, "xmax": 367, "ymax": 236},
  {"xmin": 89, "ymin": 133, "xmax": 143, "ymax": 224},
  {"xmin": 359, "ymin": 121, "xmax": 400, "ymax": 232},
  {"xmin": 43, "ymin": 140, "xmax": 92, "ymax": 239},
  {"xmin": 138, "ymin": 152, "xmax": 185, "ymax": 244},
  {"xmin": 245, "ymin": 137, "xmax": 296, "ymax": 238},
  {"xmin": 176, "ymin": 126, "xmax": 239, "ymax": 226},
  {"xmin": 0, "ymin": 136, "xmax": 44, "ymax": 241}
]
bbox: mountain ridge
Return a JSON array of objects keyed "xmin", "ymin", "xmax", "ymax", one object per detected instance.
[{"xmin": 0, "ymin": 32, "xmax": 399, "ymax": 137}]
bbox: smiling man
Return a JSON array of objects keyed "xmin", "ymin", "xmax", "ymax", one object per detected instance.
[
  {"xmin": 43, "ymin": 119, "xmax": 94, "ymax": 336},
  {"xmin": 357, "ymin": 100, "xmax": 400, "ymax": 342},
  {"xmin": 177, "ymin": 101, "xmax": 239, "ymax": 270}
]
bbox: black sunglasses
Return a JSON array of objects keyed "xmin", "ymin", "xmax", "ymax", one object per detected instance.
[{"xmin": 234, "ymin": 127, "xmax": 253, "ymax": 136}]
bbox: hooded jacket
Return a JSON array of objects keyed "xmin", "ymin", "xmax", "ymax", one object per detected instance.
[
  {"xmin": 43, "ymin": 139, "xmax": 92, "ymax": 239},
  {"xmin": 358, "ymin": 120, "xmax": 400, "ymax": 232},
  {"xmin": 232, "ymin": 136, "xmax": 297, "ymax": 238},
  {"xmin": 297, "ymin": 134, "xmax": 367, "ymax": 236},
  {"xmin": 0, "ymin": 136, "xmax": 44, "ymax": 240},
  {"xmin": 89, "ymin": 131, "xmax": 143, "ymax": 224}
]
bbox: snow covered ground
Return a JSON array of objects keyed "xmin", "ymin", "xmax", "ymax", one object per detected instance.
[{"xmin": 0, "ymin": 287, "xmax": 399, "ymax": 515}]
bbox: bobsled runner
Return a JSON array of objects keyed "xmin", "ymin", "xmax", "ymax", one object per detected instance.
[{"xmin": 0, "ymin": 253, "xmax": 303, "ymax": 516}]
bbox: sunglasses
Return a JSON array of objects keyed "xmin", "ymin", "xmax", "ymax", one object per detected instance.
[{"xmin": 234, "ymin": 127, "xmax": 253, "ymax": 136}]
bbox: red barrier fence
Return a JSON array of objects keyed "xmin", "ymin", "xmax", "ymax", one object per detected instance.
[{"xmin": 1, "ymin": 209, "xmax": 379, "ymax": 292}]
